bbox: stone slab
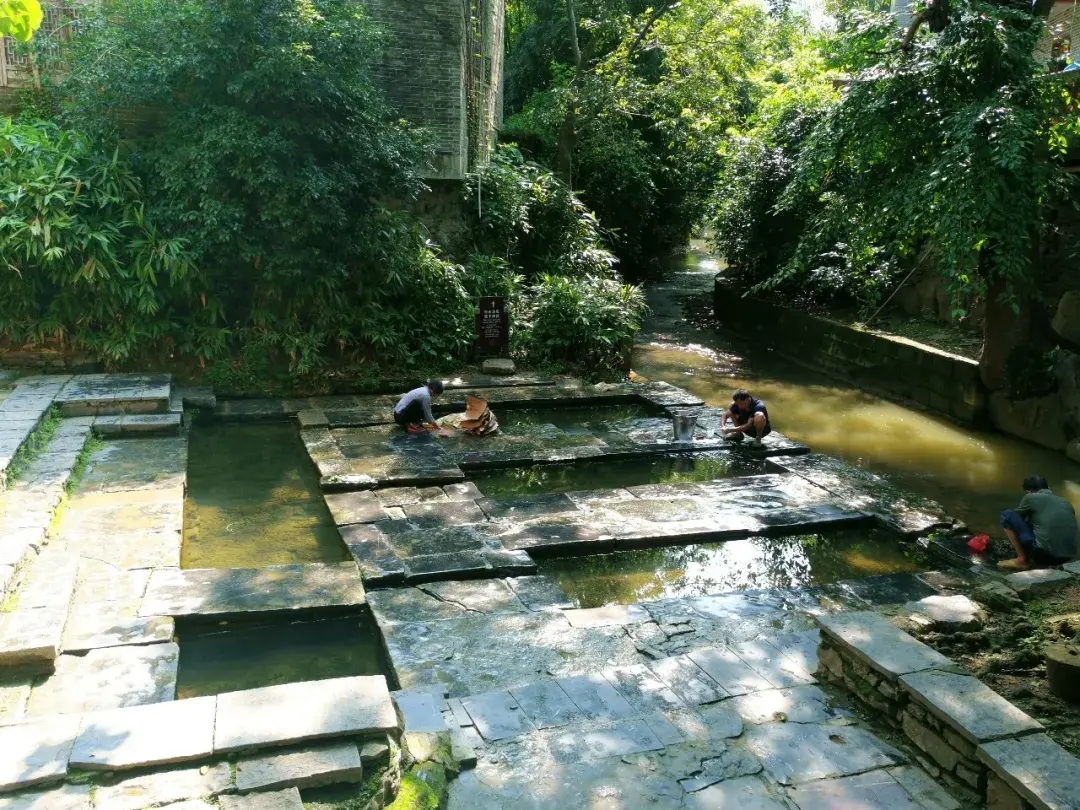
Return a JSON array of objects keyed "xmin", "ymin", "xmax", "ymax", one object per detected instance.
[
  {"xmin": 0, "ymin": 607, "xmax": 66, "ymax": 670},
  {"xmin": 400, "ymin": 501, "xmax": 487, "ymax": 527},
  {"xmin": 70, "ymin": 696, "xmax": 216, "ymax": 770},
  {"xmin": 93, "ymin": 762, "xmax": 231, "ymax": 810},
  {"xmin": 140, "ymin": 563, "xmax": 365, "ymax": 617},
  {"xmin": 732, "ymin": 685, "xmax": 839, "ymax": 726},
  {"xmin": 1061, "ymin": 559, "xmax": 1080, "ymax": 575},
  {"xmin": 509, "ymin": 681, "xmax": 586, "ymax": 729},
  {"xmin": 403, "ymin": 551, "xmax": 492, "ymax": 583},
  {"xmin": 684, "ymin": 776, "xmax": 787, "ymax": 809},
  {"xmin": 0, "ymin": 784, "xmax": 91, "ymax": 810},
  {"xmin": 505, "ymin": 575, "xmax": 575, "ymax": 611},
  {"xmin": 443, "ymin": 482, "xmax": 483, "ymax": 501},
  {"xmin": 393, "ymin": 689, "xmax": 448, "ymax": 733},
  {"xmin": 900, "ymin": 669, "xmax": 1043, "ymax": 744},
  {"xmin": 374, "ymin": 487, "xmax": 422, "ymax": 507},
  {"xmin": 564, "ymin": 604, "xmax": 649, "ymax": 628},
  {"xmin": 323, "ymin": 491, "xmax": 386, "ymax": 525},
  {"xmin": 647, "ymin": 655, "xmax": 727, "ymax": 706},
  {"xmin": 745, "ymin": 722, "xmax": 904, "ymax": 785},
  {"xmin": 1004, "ymin": 568, "xmax": 1074, "ymax": 598},
  {"xmin": 26, "ymin": 643, "xmax": 179, "ymax": 717},
  {"xmin": 731, "ymin": 638, "xmax": 817, "ymax": 688},
  {"xmin": 786, "ymin": 769, "xmax": 958, "ymax": 810},
  {"xmin": 556, "ymin": 673, "xmax": 638, "ymax": 723},
  {"xmin": 482, "ymin": 548, "xmax": 537, "ymax": 576},
  {"xmin": 339, "ymin": 524, "xmax": 406, "ymax": 587},
  {"xmin": 214, "ymin": 676, "xmax": 397, "ymax": 753},
  {"xmin": 61, "ymin": 615, "xmax": 174, "ymax": 653},
  {"xmin": 377, "ymin": 521, "xmax": 496, "ymax": 557},
  {"xmin": 0, "ymin": 716, "xmax": 79, "ymax": 792},
  {"xmin": 548, "ymin": 717, "xmax": 666, "ymax": 762},
  {"xmin": 687, "ymin": 646, "xmax": 776, "ymax": 696},
  {"xmin": 816, "ymin": 611, "xmax": 953, "ymax": 679},
  {"xmin": 886, "ymin": 766, "xmax": 962, "ymax": 810},
  {"xmin": 476, "ymin": 494, "xmax": 580, "ymax": 522},
  {"xmin": 55, "ymin": 374, "xmax": 170, "ymax": 415},
  {"xmin": 977, "ymin": 733, "xmax": 1080, "ymax": 810},
  {"xmin": 235, "ymin": 742, "xmax": 363, "ymax": 792},
  {"xmin": 603, "ymin": 664, "xmax": 685, "ymax": 713},
  {"xmin": 462, "ymin": 690, "xmax": 536, "ymax": 741},
  {"xmin": 419, "ymin": 579, "xmax": 527, "ymax": 616},
  {"xmin": 219, "ymin": 789, "xmax": 303, "ymax": 810}
]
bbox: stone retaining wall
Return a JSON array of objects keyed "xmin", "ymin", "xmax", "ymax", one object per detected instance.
[
  {"xmin": 713, "ymin": 279, "xmax": 989, "ymax": 426},
  {"xmin": 816, "ymin": 610, "xmax": 1079, "ymax": 810}
]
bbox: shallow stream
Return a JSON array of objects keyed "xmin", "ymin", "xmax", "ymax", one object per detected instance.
[{"xmin": 637, "ymin": 246, "xmax": 1080, "ymax": 538}]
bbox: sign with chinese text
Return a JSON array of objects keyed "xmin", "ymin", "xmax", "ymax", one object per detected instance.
[{"xmin": 475, "ymin": 296, "xmax": 509, "ymax": 355}]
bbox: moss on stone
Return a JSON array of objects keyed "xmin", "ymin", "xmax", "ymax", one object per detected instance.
[{"xmin": 386, "ymin": 763, "xmax": 448, "ymax": 810}]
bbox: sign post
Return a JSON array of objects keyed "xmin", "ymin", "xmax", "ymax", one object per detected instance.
[{"xmin": 475, "ymin": 296, "xmax": 509, "ymax": 356}]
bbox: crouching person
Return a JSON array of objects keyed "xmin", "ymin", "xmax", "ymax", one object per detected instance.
[
  {"xmin": 393, "ymin": 379, "xmax": 444, "ymax": 434},
  {"xmin": 998, "ymin": 475, "xmax": 1077, "ymax": 570}
]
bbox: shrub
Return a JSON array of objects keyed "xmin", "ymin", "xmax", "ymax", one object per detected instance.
[
  {"xmin": 0, "ymin": 118, "xmax": 200, "ymax": 363},
  {"xmin": 521, "ymin": 274, "xmax": 647, "ymax": 370},
  {"xmin": 49, "ymin": 0, "xmax": 448, "ymax": 372}
]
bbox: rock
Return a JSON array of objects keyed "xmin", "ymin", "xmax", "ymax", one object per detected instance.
[
  {"xmin": 69, "ymin": 696, "xmax": 216, "ymax": 770},
  {"xmin": 0, "ymin": 784, "xmax": 92, "ymax": 810},
  {"xmin": 0, "ymin": 607, "xmax": 66, "ymax": 671},
  {"xmin": 555, "ymin": 673, "xmax": 637, "ymax": 722},
  {"xmin": 214, "ymin": 676, "xmax": 398, "ymax": 753},
  {"xmin": 1045, "ymin": 642, "xmax": 1080, "ymax": 702},
  {"xmin": 235, "ymin": 741, "xmax": 363, "ymax": 792},
  {"xmin": 987, "ymin": 772, "xmax": 1026, "ymax": 810},
  {"xmin": 976, "ymin": 581, "xmax": 1024, "ymax": 611},
  {"xmin": 787, "ymin": 769, "xmax": 960, "ymax": 810},
  {"xmin": 549, "ymin": 717, "xmax": 665, "ymax": 762},
  {"xmin": 481, "ymin": 358, "xmax": 516, "ymax": 376},
  {"xmin": 903, "ymin": 594, "xmax": 986, "ymax": 631},
  {"xmin": 648, "ymin": 654, "xmax": 728, "ymax": 706},
  {"xmin": 899, "ymin": 670, "xmax": 1042, "ymax": 743},
  {"xmin": 687, "ymin": 646, "xmax": 775, "ymax": 696},
  {"xmin": 989, "ymin": 391, "xmax": 1068, "ymax": 452},
  {"xmin": 603, "ymin": 664, "xmax": 684, "ymax": 713},
  {"xmin": 732, "ymin": 685, "xmax": 838, "ymax": 726},
  {"xmin": 1004, "ymin": 568, "xmax": 1073, "ymax": 598},
  {"xmin": 360, "ymin": 741, "xmax": 390, "ymax": 762},
  {"xmin": 564, "ymin": 604, "xmax": 649, "ymax": 628},
  {"xmin": 1063, "ymin": 559, "xmax": 1080, "ymax": 575},
  {"xmin": 219, "ymin": 788, "xmax": 304, "ymax": 810},
  {"xmin": 730, "ymin": 638, "xmax": 816, "ymax": 688},
  {"xmin": 1052, "ymin": 291, "xmax": 1080, "ymax": 346},
  {"xmin": 393, "ymin": 689, "xmax": 449, "ymax": 733}
]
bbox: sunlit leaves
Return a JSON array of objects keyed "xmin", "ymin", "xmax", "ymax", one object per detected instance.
[{"xmin": 0, "ymin": 0, "xmax": 42, "ymax": 42}]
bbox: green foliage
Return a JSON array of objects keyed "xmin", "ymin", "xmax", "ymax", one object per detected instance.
[
  {"xmin": 722, "ymin": 1, "xmax": 1078, "ymax": 315},
  {"xmin": 522, "ymin": 273, "xmax": 647, "ymax": 369},
  {"xmin": 1004, "ymin": 346, "xmax": 1061, "ymax": 399},
  {"xmin": 0, "ymin": 118, "xmax": 200, "ymax": 363},
  {"xmin": 467, "ymin": 146, "xmax": 617, "ymax": 280},
  {"xmin": 0, "ymin": 0, "xmax": 42, "ymax": 41},
  {"xmin": 47, "ymin": 0, "xmax": 470, "ymax": 373}
]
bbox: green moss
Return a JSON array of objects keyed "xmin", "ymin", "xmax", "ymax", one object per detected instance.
[
  {"xmin": 5, "ymin": 407, "xmax": 61, "ymax": 484},
  {"xmin": 386, "ymin": 764, "xmax": 447, "ymax": 810}
]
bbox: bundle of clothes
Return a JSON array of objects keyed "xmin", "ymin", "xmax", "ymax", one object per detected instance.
[{"xmin": 456, "ymin": 396, "xmax": 499, "ymax": 436}]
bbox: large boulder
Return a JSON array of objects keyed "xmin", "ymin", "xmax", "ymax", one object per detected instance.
[
  {"xmin": 989, "ymin": 391, "xmax": 1068, "ymax": 452},
  {"xmin": 1052, "ymin": 290, "xmax": 1080, "ymax": 347}
]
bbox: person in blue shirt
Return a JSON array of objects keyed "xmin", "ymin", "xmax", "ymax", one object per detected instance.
[
  {"xmin": 393, "ymin": 379, "xmax": 444, "ymax": 433},
  {"xmin": 724, "ymin": 389, "xmax": 771, "ymax": 448}
]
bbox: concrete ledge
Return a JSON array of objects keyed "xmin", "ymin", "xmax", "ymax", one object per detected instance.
[
  {"xmin": 816, "ymin": 611, "xmax": 953, "ymax": 681},
  {"xmin": 977, "ymin": 734, "xmax": 1080, "ymax": 810},
  {"xmin": 93, "ymin": 413, "xmax": 182, "ymax": 437}
]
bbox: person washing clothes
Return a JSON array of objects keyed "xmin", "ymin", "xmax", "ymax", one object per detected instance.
[
  {"xmin": 997, "ymin": 475, "xmax": 1077, "ymax": 570},
  {"xmin": 723, "ymin": 389, "xmax": 771, "ymax": 448},
  {"xmin": 393, "ymin": 379, "xmax": 444, "ymax": 434}
]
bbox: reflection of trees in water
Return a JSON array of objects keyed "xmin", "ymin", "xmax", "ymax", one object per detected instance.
[{"xmin": 549, "ymin": 529, "xmax": 913, "ymax": 607}]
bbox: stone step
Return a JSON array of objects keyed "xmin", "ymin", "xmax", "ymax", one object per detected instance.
[
  {"xmin": 140, "ymin": 562, "xmax": 366, "ymax": 618},
  {"xmin": 93, "ymin": 413, "xmax": 182, "ymax": 437},
  {"xmin": 977, "ymin": 733, "xmax": 1080, "ymax": 810},
  {"xmin": 2, "ymin": 676, "xmax": 397, "ymax": 790},
  {"xmin": 0, "ymin": 376, "xmax": 71, "ymax": 492},
  {"xmin": 53, "ymin": 373, "xmax": 171, "ymax": 417}
]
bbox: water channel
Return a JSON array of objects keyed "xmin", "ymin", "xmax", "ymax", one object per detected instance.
[{"xmin": 637, "ymin": 245, "xmax": 1080, "ymax": 539}]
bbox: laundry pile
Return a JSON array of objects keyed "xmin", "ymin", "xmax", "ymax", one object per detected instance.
[{"xmin": 458, "ymin": 395, "xmax": 499, "ymax": 436}]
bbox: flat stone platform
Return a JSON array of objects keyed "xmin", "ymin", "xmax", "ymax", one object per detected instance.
[{"xmin": 140, "ymin": 562, "xmax": 366, "ymax": 618}]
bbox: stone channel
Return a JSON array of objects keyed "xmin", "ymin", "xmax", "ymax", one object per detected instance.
[{"xmin": 0, "ymin": 371, "xmax": 1077, "ymax": 809}]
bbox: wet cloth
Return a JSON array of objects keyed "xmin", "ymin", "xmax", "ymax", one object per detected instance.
[
  {"xmin": 730, "ymin": 397, "xmax": 771, "ymax": 437},
  {"xmin": 1009, "ymin": 489, "xmax": 1077, "ymax": 560},
  {"xmin": 394, "ymin": 386, "xmax": 435, "ymax": 427}
]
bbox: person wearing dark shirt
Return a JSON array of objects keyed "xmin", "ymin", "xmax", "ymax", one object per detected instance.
[
  {"xmin": 998, "ymin": 475, "xmax": 1078, "ymax": 570},
  {"xmin": 393, "ymin": 379, "xmax": 444, "ymax": 433},
  {"xmin": 724, "ymin": 389, "xmax": 771, "ymax": 448}
]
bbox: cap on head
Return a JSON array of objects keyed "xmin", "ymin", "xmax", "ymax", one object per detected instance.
[
  {"xmin": 733, "ymin": 388, "xmax": 751, "ymax": 402},
  {"xmin": 427, "ymin": 379, "xmax": 444, "ymax": 395},
  {"xmin": 1023, "ymin": 475, "xmax": 1048, "ymax": 491}
]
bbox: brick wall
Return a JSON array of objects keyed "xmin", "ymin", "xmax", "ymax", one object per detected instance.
[{"xmin": 714, "ymin": 277, "xmax": 990, "ymax": 427}]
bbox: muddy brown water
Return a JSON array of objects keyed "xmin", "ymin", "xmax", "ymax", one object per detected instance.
[{"xmin": 637, "ymin": 246, "xmax": 1080, "ymax": 539}]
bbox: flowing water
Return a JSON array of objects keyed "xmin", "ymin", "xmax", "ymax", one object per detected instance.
[
  {"xmin": 637, "ymin": 246, "xmax": 1080, "ymax": 537},
  {"xmin": 183, "ymin": 422, "xmax": 347, "ymax": 569},
  {"xmin": 540, "ymin": 527, "xmax": 928, "ymax": 608}
]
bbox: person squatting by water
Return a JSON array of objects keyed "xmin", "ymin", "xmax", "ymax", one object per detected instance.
[
  {"xmin": 997, "ymin": 475, "xmax": 1077, "ymax": 571},
  {"xmin": 393, "ymin": 379, "xmax": 444, "ymax": 434},
  {"xmin": 723, "ymin": 389, "xmax": 771, "ymax": 448}
]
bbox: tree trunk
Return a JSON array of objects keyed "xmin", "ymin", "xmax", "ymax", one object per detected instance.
[
  {"xmin": 980, "ymin": 277, "xmax": 1031, "ymax": 391},
  {"xmin": 556, "ymin": 0, "xmax": 582, "ymax": 185}
]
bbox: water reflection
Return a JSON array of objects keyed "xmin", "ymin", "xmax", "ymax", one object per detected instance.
[
  {"xmin": 540, "ymin": 528, "xmax": 927, "ymax": 608},
  {"xmin": 634, "ymin": 248, "xmax": 1080, "ymax": 536}
]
